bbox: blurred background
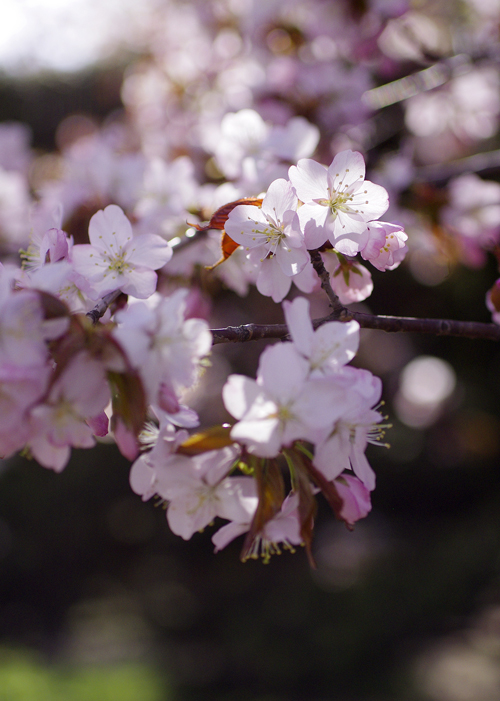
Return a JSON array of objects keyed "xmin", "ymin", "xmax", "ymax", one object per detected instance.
[{"xmin": 1, "ymin": 0, "xmax": 500, "ymax": 699}]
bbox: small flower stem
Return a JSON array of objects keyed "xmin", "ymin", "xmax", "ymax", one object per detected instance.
[{"xmin": 282, "ymin": 448, "xmax": 298, "ymax": 492}]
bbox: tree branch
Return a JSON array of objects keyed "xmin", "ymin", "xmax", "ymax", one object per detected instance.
[
  {"xmin": 86, "ymin": 252, "xmax": 500, "ymax": 343},
  {"xmin": 308, "ymin": 249, "xmax": 344, "ymax": 316},
  {"xmin": 343, "ymin": 311, "xmax": 500, "ymax": 340},
  {"xmin": 211, "ymin": 312, "xmax": 500, "ymax": 344}
]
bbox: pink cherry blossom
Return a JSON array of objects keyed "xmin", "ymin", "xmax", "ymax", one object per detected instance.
[
  {"xmin": 283, "ymin": 296, "xmax": 359, "ymax": 376},
  {"xmin": 322, "ymin": 251, "xmax": 374, "ymax": 304},
  {"xmin": 129, "ymin": 422, "xmax": 191, "ymax": 502},
  {"xmin": 86, "ymin": 411, "xmax": 109, "ymax": 438},
  {"xmin": 28, "ymin": 352, "xmax": 111, "ymax": 472},
  {"xmin": 112, "ymin": 289, "xmax": 212, "ymax": 404},
  {"xmin": 71, "ymin": 204, "xmax": 173, "ymax": 300},
  {"xmin": 0, "ymin": 363, "xmax": 50, "ymax": 458},
  {"xmin": 312, "ymin": 368, "xmax": 385, "ymax": 491},
  {"xmin": 360, "ymin": 221, "xmax": 408, "ymax": 271},
  {"xmin": 223, "ymin": 343, "xmax": 346, "ymax": 457},
  {"xmin": 163, "ymin": 447, "xmax": 255, "ymax": 540},
  {"xmin": 289, "ymin": 150, "xmax": 389, "ymax": 251},
  {"xmin": 334, "ymin": 475, "xmax": 372, "ymax": 526},
  {"xmin": 212, "ymin": 490, "xmax": 303, "ymax": 559},
  {"xmin": 203, "ymin": 110, "xmax": 319, "ymax": 189},
  {"xmin": 225, "ymin": 179, "xmax": 308, "ymax": 277}
]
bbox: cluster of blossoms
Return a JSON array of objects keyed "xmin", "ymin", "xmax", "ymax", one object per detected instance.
[
  {"xmin": 224, "ymin": 150, "xmax": 408, "ymax": 304},
  {"xmin": 130, "ymin": 297, "xmax": 384, "ymax": 561},
  {"xmin": 0, "ymin": 144, "xmax": 400, "ymax": 562},
  {"xmin": 0, "ymin": 203, "xmax": 179, "ymax": 470}
]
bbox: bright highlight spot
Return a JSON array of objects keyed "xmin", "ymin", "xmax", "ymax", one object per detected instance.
[
  {"xmin": 395, "ymin": 355, "xmax": 457, "ymax": 428},
  {"xmin": 0, "ymin": 0, "xmax": 157, "ymax": 75}
]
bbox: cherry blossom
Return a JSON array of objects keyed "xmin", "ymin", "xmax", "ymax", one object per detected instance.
[
  {"xmin": 39, "ymin": 128, "xmax": 145, "ymax": 222},
  {"xmin": 441, "ymin": 173, "xmax": 500, "ymax": 266},
  {"xmin": 360, "ymin": 221, "xmax": 408, "ymax": 271},
  {"xmin": 202, "ymin": 109, "xmax": 319, "ymax": 189},
  {"xmin": 163, "ymin": 447, "xmax": 255, "ymax": 540},
  {"xmin": 223, "ymin": 343, "xmax": 346, "ymax": 457},
  {"xmin": 71, "ymin": 204, "xmax": 173, "ymax": 300},
  {"xmin": 112, "ymin": 289, "xmax": 212, "ymax": 405},
  {"xmin": 129, "ymin": 422, "xmax": 191, "ymax": 502},
  {"xmin": 322, "ymin": 251, "xmax": 374, "ymax": 304},
  {"xmin": 133, "ymin": 156, "xmax": 199, "ymax": 239},
  {"xmin": 334, "ymin": 475, "xmax": 372, "ymax": 527},
  {"xmin": 2, "ymin": 0, "xmax": 495, "ymax": 566},
  {"xmin": 312, "ymin": 368, "xmax": 385, "ymax": 491},
  {"xmin": 0, "ymin": 363, "xmax": 50, "ymax": 459},
  {"xmin": 288, "ymin": 150, "xmax": 389, "ymax": 252},
  {"xmin": 212, "ymin": 491, "xmax": 303, "ymax": 559},
  {"xmin": 283, "ymin": 296, "xmax": 359, "ymax": 376},
  {"xmin": 225, "ymin": 178, "xmax": 308, "ymax": 277},
  {"xmin": 27, "ymin": 352, "xmax": 111, "ymax": 472}
]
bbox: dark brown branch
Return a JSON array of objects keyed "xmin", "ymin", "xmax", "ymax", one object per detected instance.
[
  {"xmin": 345, "ymin": 311, "xmax": 500, "ymax": 340},
  {"xmin": 308, "ymin": 249, "xmax": 344, "ymax": 316},
  {"xmin": 86, "ymin": 290, "xmax": 122, "ymax": 324},
  {"xmin": 211, "ymin": 313, "xmax": 500, "ymax": 344},
  {"xmin": 211, "ymin": 323, "xmax": 290, "ymax": 344}
]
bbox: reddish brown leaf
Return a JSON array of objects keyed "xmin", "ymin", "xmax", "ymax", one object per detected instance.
[
  {"xmin": 177, "ymin": 425, "xmax": 234, "ymax": 455},
  {"xmin": 108, "ymin": 369, "xmax": 147, "ymax": 439},
  {"xmin": 189, "ymin": 197, "xmax": 263, "ymax": 270},
  {"xmin": 303, "ymin": 459, "xmax": 348, "ymax": 526},
  {"xmin": 192, "ymin": 197, "xmax": 263, "ymax": 232},
  {"xmin": 240, "ymin": 458, "xmax": 285, "ymax": 562},
  {"xmin": 294, "ymin": 462, "xmax": 318, "ymax": 568}
]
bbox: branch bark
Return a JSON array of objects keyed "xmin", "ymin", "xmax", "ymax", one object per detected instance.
[
  {"xmin": 308, "ymin": 249, "xmax": 344, "ymax": 316},
  {"xmin": 86, "ymin": 290, "xmax": 122, "ymax": 324},
  {"xmin": 211, "ymin": 313, "xmax": 500, "ymax": 344}
]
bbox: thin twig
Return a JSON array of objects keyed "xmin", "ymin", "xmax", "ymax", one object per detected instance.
[
  {"xmin": 361, "ymin": 53, "xmax": 490, "ymax": 110},
  {"xmin": 211, "ymin": 323, "xmax": 290, "ymax": 344},
  {"xmin": 86, "ymin": 290, "xmax": 122, "ymax": 324},
  {"xmin": 308, "ymin": 249, "xmax": 344, "ymax": 316},
  {"xmin": 414, "ymin": 149, "xmax": 500, "ymax": 183}
]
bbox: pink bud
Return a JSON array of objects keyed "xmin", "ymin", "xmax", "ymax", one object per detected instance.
[
  {"xmin": 40, "ymin": 228, "xmax": 69, "ymax": 264},
  {"xmin": 86, "ymin": 411, "xmax": 109, "ymax": 437},
  {"xmin": 334, "ymin": 475, "xmax": 372, "ymax": 527},
  {"xmin": 158, "ymin": 382, "xmax": 180, "ymax": 414},
  {"xmin": 113, "ymin": 418, "xmax": 139, "ymax": 461}
]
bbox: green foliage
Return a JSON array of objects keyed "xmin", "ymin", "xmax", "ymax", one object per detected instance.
[{"xmin": 0, "ymin": 648, "xmax": 168, "ymax": 701}]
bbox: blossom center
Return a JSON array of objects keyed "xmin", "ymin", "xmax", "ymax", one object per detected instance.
[
  {"xmin": 253, "ymin": 215, "xmax": 285, "ymax": 247},
  {"xmin": 106, "ymin": 251, "xmax": 130, "ymax": 275},
  {"xmin": 276, "ymin": 403, "xmax": 296, "ymax": 426},
  {"xmin": 315, "ymin": 190, "xmax": 354, "ymax": 216}
]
